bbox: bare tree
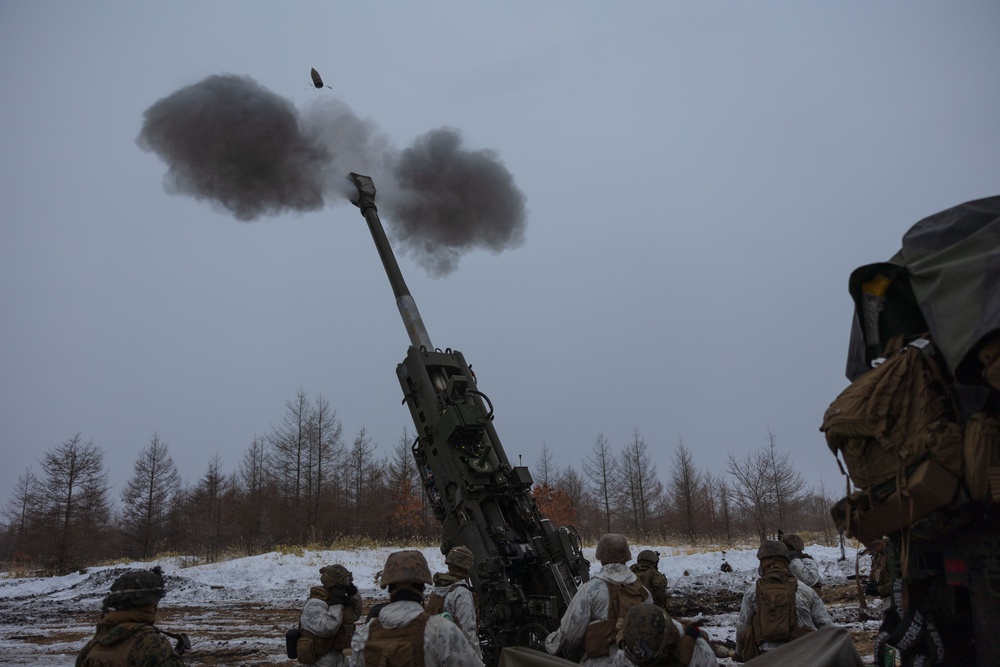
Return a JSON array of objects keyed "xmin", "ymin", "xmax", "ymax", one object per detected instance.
[
  {"xmin": 388, "ymin": 429, "xmax": 424, "ymax": 541},
  {"xmin": 308, "ymin": 393, "xmax": 343, "ymax": 535},
  {"xmin": 726, "ymin": 448, "xmax": 774, "ymax": 542},
  {"xmin": 186, "ymin": 455, "xmax": 228, "ymax": 562},
  {"xmin": 38, "ymin": 434, "xmax": 110, "ymax": 572},
  {"xmin": 764, "ymin": 429, "xmax": 806, "ymax": 531},
  {"xmin": 120, "ymin": 433, "xmax": 180, "ymax": 558},
  {"xmin": 2, "ymin": 468, "xmax": 39, "ymax": 558},
  {"xmin": 583, "ymin": 433, "xmax": 617, "ymax": 534},
  {"xmin": 617, "ymin": 428, "xmax": 662, "ymax": 536},
  {"xmin": 535, "ymin": 442, "xmax": 556, "ymax": 487},
  {"xmin": 711, "ymin": 473, "xmax": 735, "ymax": 545},
  {"xmin": 232, "ymin": 435, "xmax": 274, "ymax": 554},
  {"xmin": 666, "ymin": 439, "xmax": 707, "ymax": 544},
  {"xmin": 345, "ymin": 426, "xmax": 382, "ymax": 535},
  {"xmin": 270, "ymin": 389, "xmax": 311, "ymax": 540}
]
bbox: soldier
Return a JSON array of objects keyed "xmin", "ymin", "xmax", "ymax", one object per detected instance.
[
  {"xmin": 779, "ymin": 533, "xmax": 822, "ymax": 590},
  {"xmin": 630, "ymin": 550, "xmax": 669, "ymax": 611},
  {"xmin": 736, "ymin": 540, "xmax": 832, "ymax": 660},
  {"xmin": 297, "ymin": 564, "xmax": 361, "ymax": 666},
  {"xmin": 426, "ymin": 545, "xmax": 481, "ymax": 658},
  {"xmin": 348, "ymin": 549, "xmax": 484, "ymax": 667},
  {"xmin": 76, "ymin": 566, "xmax": 187, "ymax": 667},
  {"xmin": 545, "ymin": 533, "xmax": 652, "ymax": 666},
  {"xmin": 613, "ymin": 603, "xmax": 719, "ymax": 667}
]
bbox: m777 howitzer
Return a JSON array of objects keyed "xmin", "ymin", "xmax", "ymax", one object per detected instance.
[{"xmin": 349, "ymin": 173, "xmax": 590, "ymax": 664}]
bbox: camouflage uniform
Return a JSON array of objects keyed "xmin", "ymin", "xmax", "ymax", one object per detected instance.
[
  {"xmin": 545, "ymin": 535, "xmax": 653, "ymax": 666},
  {"xmin": 630, "ymin": 551, "xmax": 670, "ymax": 611},
  {"xmin": 299, "ymin": 565, "xmax": 361, "ymax": 667},
  {"xmin": 780, "ymin": 534, "xmax": 822, "ymax": 589},
  {"xmin": 76, "ymin": 567, "xmax": 184, "ymax": 667},
  {"xmin": 347, "ymin": 550, "xmax": 484, "ymax": 667},
  {"xmin": 736, "ymin": 542, "xmax": 832, "ymax": 655},
  {"xmin": 349, "ymin": 600, "xmax": 485, "ymax": 667},
  {"xmin": 427, "ymin": 546, "xmax": 481, "ymax": 657}
]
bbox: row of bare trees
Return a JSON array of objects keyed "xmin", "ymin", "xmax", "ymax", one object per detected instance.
[{"xmin": 2, "ymin": 392, "xmax": 837, "ymax": 573}]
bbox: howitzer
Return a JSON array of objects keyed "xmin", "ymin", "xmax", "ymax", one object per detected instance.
[{"xmin": 350, "ymin": 173, "xmax": 590, "ymax": 664}]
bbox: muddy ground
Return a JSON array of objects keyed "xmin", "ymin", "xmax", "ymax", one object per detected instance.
[{"xmin": 0, "ymin": 584, "xmax": 881, "ymax": 665}]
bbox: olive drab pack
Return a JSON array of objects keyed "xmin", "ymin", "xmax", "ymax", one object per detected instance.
[
  {"xmin": 582, "ymin": 579, "xmax": 649, "ymax": 658},
  {"xmin": 751, "ymin": 570, "xmax": 800, "ymax": 643},
  {"xmin": 821, "ymin": 336, "xmax": 965, "ymax": 542},
  {"xmin": 364, "ymin": 611, "xmax": 430, "ymax": 667},
  {"xmin": 295, "ymin": 606, "xmax": 358, "ymax": 664}
]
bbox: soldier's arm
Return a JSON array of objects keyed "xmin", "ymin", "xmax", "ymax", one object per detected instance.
[
  {"xmin": 135, "ymin": 631, "xmax": 185, "ymax": 667},
  {"xmin": 735, "ymin": 588, "xmax": 755, "ymax": 644},
  {"xmin": 447, "ymin": 587, "xmax": 481, "ymax": 656},
  {"xmin": 347, "ymin": 623, "xmax": 370, "ymax": 667},
  {"xmin": 545, "ymin": 579, "xmax": 597, "ymax": 654},
  {"xmin": 301, "ymin": 599, "xmax": 344, "ymax": 636},
  {"xmin": 425, "ymin": 615, "xmax": 485, "ymax": 667}
]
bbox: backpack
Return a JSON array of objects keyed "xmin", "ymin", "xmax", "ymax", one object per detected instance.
[
  {"xmin": 751, "ymin": 569, "xmax": 799, "ymax": 643},
  {"xmin": 821, "ymin": 337, "xmax": 965, "ymax": 542},
  {"xmin": 582, "ymin": 579, "xmax": 648, "ymax": 658},
  {"xmin": 364, "ymin": 611, "xmax": 430, "ymax": 667},
  {"xmin": 630, "ymin": 564, "xmax": 669, "ymax": 610}
]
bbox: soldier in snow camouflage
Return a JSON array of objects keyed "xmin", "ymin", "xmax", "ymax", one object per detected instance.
[
  {"xmin": 425, "ymin": 545, "xmax": 481, "ymax": 657},
  {"xmin": 298, "ymin": 564, "xmax": 362, "ymax": 666},
  {"xmin": 76, "ymin": 566, "xmax": 186, "ymax": 667},
  {"xmin": 545, "ymin": 534, "xmax": 652, "ymax": 666},
  {"xmin": 348, "ymin": 550, "xmax": 484, "ymax": 667}
]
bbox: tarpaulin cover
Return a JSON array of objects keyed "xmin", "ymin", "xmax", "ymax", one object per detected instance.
[
  {"xmin": 845, "ymin": 195, "xmax": 1000, "ymax": 388},
  {"xmin": 748, "ymin": 626, "xmax": 863, "ymax": 667},
  {"xmin": 499, "ymin": 646, "xmax": 579, "ymax": 667}
]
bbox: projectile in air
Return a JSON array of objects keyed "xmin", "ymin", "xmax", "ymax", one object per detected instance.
[{"xmin": 310, "ymin": 68, "xmax": 331, "ymax": 89}]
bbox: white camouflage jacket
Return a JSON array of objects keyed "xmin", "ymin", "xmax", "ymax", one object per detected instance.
[
  {"xmin": 348, "ymin": 600, "xmax": 485, "ymax": 667},
  {"xmin": 788, "ymin": 555, "xmax": 822, "ymax": 588},
  {"xmin": 735, "ymin": 577, "xmax": 832, "ymax": 653},
  {"xmin": 428, "ymin": 580, "xmax": 482, "ymax": 657},
  {"xmin": 610, "ymin": 618, "xmax": 719, "ymax": 667},
  {"xmin": 544, "ymin": 563, "xmax": 653, "ymax": 667},
  {"xmin": 300, "ymin": 597, "xmax": 349, "ymax": 667}
]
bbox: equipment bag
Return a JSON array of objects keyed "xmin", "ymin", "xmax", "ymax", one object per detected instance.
[
  {"xmin": 582, "ymin": 579, "xmax": 648, "ymax": 658},
  {"xmin": 286, "ymin": 627, "xmax": 300, "ymax": 660},
  {"xmin": 364, "ymin": 612, "xmax": 430, "ymax": 667},
  {"xmin": 822, "ymin": 337, "xmax": 965, "ymax": 540},
  {"xmin": 751, "ymin": 570, "xmax": 799, "ymax": 643}
]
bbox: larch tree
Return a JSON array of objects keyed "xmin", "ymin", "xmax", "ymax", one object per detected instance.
[
  {"xmin": 666, "ymin": 439, "xmax": 706, "ymax": 544},
  {"xmin": 120, "ymin": 433, "xmax": 180, "ymax": 558},
  {"xmin": 38, "ymin": 434, "xmax": 110, "ymax": 573},
  {"xmin": 583, "ymin": 433, "xmax": 617, "ymax": 535}
]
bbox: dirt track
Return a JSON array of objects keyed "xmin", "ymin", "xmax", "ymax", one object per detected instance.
[{"xmin": 0, "ymin": 585, "xmax": 879, "ymax": 665}]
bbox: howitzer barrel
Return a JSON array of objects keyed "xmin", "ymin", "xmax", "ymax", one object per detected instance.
[{"xmin": 350, "ymin": 173, "xmax": 434, "ymax": 351}]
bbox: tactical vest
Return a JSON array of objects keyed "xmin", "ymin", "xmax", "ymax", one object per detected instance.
[
  {"xmin": 582, "ymin": 579, "xmax": 648, "ymax": 658},
  {"xmin": 364, "ymin": 611, "xmax": 430, "ymax": 667},
  {"xmin": 297, "ymin": 606, "xmax": 358, "ymax": 664},
  {"xmin": 79, "ymin": 623, "xmax": 157, "ymax": 667}
]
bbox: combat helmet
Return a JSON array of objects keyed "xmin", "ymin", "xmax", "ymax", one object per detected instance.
[
  {"xmin": 103, "ymin": 566, "xmax": 166, "ymax": 612},
  {"xmin": 636, "ymin": 549, "xmax": 660, "ymax": 565},
  {"xmin": 380, "ymin": 550, "xmax": 433, "ymax": 589},
  {"xmin": 779, "ymin": 533, "xmax": 805, "ymax": 553},
  {"xmin": 619, "ymin": 603, "xmax": 679, "ymax": 665},
  {"xmin": 320, "ymin": 564, "xmax": 353, "ymax": 588},
  {"xmin": 596, "ymin": 533, "xmax": 631, "ymax": 564},
  {"xmin": 445, "ymin": 545, "xmax": 475, "ymax": 575},
  {"xmin": 756, "ymin": 540, "xmax": 790, "ymax": 562}
]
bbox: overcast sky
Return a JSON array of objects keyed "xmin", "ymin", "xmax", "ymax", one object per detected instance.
[{"xmin": 2, "ymin": 2, "xmax": 999, "ymax": 511}]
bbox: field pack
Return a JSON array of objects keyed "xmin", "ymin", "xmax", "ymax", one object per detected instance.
[{"xmin": 822, "ymin": 336, "xmax": 965, "ymax": 543}]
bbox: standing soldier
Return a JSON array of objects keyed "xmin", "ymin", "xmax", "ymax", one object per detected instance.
[
  {"xmin": 545, "ymin": 533, "xmax": 652, "ymax": 666},
  {"xmin": 630, "ymin": 551, "xmax": 669, "ymax": 612},
  {"xmin": 426, "ymin": 545, "xmax": 481, "ymax": 658},
  {"xmin": 736, "ymin": 540, "xmax": 832, "ymax": 660},
  {"xmin": 613, "ymin": 604, "xmax": 719, "ymax": 667},
  {"xmin": 76, "ymin": 566, "xmax": 187, "ymax": 667},
  {"xmin": 297, "ymin": 564, "xmax": 361, "ymax": 666},
  {"xmin": 779, "ymin": 533, "xmax": 822, "ymax": 590},
  {"xmin": 348, "ymin": 549, "xmax": 484, "ymax": 667}
]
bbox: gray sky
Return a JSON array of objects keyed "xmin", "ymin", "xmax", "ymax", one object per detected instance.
[{"xmin": 3, "ymin": 2, "xmax": 999, "ymax": 509}]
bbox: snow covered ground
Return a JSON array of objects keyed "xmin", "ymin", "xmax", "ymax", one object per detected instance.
[{"xmin": 0, "ymin": 541, "xmax": 878, "ymax": 665}]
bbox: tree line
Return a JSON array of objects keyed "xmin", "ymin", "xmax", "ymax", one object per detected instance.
[{"xmin": 1, "ymin": 390, "xmax": 838, "ymax": 575}]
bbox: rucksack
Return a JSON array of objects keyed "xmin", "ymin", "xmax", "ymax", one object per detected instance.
[
  {"xmin": 822, "ymin": 337, "xmax": 965, "ymax": 542},
  {"xmin": 79, "ymin": 624, "xmax": 158, "ymax": 667},
  {"xmin": 582, "ymin": 579, "xmax": 648, "ymax": 658},
  {"xmin": 364, "ymin": 611, "xmax": 430, "ymax": 667},
  {"xmin": 751, "ymin": 569, "xmax": 799, "ymax": 643}
]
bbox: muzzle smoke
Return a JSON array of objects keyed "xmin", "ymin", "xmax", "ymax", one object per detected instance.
[{"xmin": 137, "ymin": 74, "xmax": 526, "ymax": 276}]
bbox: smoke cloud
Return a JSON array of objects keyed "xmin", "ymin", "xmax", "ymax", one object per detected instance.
[{"xmin": 137, "ymin": 74, "xmax": 527, "ymax": 275}]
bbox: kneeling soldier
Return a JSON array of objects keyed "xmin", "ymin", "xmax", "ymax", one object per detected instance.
[
  {"xmin": 298, "ymin": 564, "xmax": 361, "ymax": 666},
  {"xmin": 614, "ymin": 603, "xmax": 719, "ymax": 666}
]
